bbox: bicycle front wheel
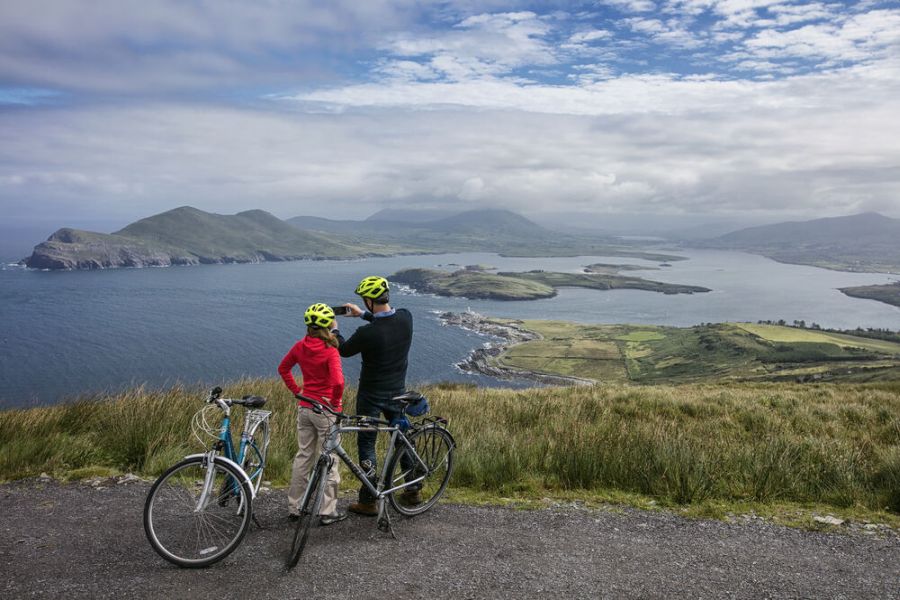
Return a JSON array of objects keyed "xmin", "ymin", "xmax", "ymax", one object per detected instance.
[
  {"xmin": 144, "ymin": 456, "xmax": 253, "ymax": 568},
  {"xmin": 387, "ymin": 426, "xmax": 455, "ymax": 517},
  {"xmin": 286, "ymin": 457, "xmax": 326, "ymax": 571}
]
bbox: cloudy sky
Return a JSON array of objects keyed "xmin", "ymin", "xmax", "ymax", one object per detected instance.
[{"xmin": 2, "ymin": 0, "xmax": 899, "ymax": 236}]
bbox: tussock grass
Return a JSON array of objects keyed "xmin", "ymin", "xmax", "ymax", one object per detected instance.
[{"xmin": 1, "ymin": 380, "xmax": 898, "ymax": 515}]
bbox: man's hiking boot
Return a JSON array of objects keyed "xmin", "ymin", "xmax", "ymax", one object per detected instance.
[
  {"xmin": 399, "ymin": 490, "xmax": 422, "ymax": 506},
  {"xmin": 319, "ymin": 512, "xmax": 348, "ymax": 526},
  {"xmin": 348, "ymin": 501, "xmax": 378, "ymax": 516}
]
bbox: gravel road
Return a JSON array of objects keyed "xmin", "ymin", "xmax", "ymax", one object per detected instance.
[{"xmin": 2, "ymin": 478, "xmax": 898, "ymax": 599}]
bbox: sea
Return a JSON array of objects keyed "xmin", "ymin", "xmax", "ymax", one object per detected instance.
[{"xmin": 1, "ymin": 249, "xmax": 898, "ymax": 408}]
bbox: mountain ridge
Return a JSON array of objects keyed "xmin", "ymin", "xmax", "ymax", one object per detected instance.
[
  {"xmin": 694, "ymin": 212, "xmax": 900, "ymax": 273},
  {"xmin": 25, "ymin": 207, "xmax": 360, "ymax": 270}
]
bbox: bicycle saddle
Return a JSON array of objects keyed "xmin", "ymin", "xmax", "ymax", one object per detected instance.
[
  {"xmin": 392, "ymin": 391, "xmax": 424, "ymax": 404},
  {"xmin": 240, "ymin": 395, "xmax": 267, "ymax": 408}
]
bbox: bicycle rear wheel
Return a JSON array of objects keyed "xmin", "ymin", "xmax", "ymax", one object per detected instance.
[
  {"xmin": 241, "ymin": 420, "xmax": 269, "ymax": 494},
  {"xmin": 387, "ymin": 426, "xmax": 455, "ymax": 517},
  {"xmin": 144, "ymin": 456, "xmax": 253, "ymax": 568},
  {"xmin": 286, "ymin": 457, "xmax": 327, "ymax": 570}
]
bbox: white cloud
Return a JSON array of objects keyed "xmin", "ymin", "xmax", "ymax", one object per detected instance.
[
  {"xmin": 379, "ymin": 11, "xmax": 557, "ymax": 82},
  {"xmin": 2, "ymin": 2, "xmax": 900, "ymax": 225},
  {"xmin": 0, "ymin": 0, "xmax": 419, "ymax": 92},
  {"xmin": 601, "ymin": 0, "xmax": 658, "ymax": 13},
  {"xmin": 4, "ymin": 48, "xmax": 899, "ymax": 225},
  {"xmin": 621, "ymin": 16, "xmax": 706, "ymax": 48},
  {"xmin": 732, "ymin": 8, "xmax": 900, "ymax": 68},
  {"xmin": 569, "ymin": 29, "xmax": 614, "ymax": 43}
]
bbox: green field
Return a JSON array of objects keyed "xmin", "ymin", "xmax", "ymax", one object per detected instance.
[
  {"xmin": 735, "ymin": 323, "xmax": 900, "ymax": 355},
  {"xmin": 493, "ymin": 321, "xmax": 900, "ymax": 384}
]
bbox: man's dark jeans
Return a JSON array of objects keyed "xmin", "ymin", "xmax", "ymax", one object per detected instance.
[{"xmin": 355, "ymin": 389, "xmax": 419, "ymax": 503}]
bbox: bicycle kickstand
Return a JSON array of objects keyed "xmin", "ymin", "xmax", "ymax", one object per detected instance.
[{"xmin": 376, "ymin": 500, "xmax": 397, "ymax": 540}]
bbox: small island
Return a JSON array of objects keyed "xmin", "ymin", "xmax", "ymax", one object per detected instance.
[
  {"xmin": 391, "ymin": 267, "xmax": 710, "ymax": 300},
  {"xmin": 583, "ymin": 263, "xmax": 658, "ymax": 275},
  {"xmin": 392, "ymin": 268, "xmax": 557, "ymax": 300}
]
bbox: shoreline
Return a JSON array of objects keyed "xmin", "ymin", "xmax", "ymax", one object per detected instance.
[{"xmin": 440, "ymin": 311, "xmax": 595, "ymax": 387}]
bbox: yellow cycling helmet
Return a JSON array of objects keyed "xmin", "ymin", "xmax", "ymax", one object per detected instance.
[
  {"xmin": 304, "ymin": 303, "xmax": 335, "ymax": 328},
  {"xmin": 355, "ymin": 276, "xmax": 389, "ymax": 300}
]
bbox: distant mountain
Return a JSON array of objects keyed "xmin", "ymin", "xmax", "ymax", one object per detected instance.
[
  {"xmin": 287, "ymin": 207, "xmax": 682, "ymax": 260},
  {"xmin": 25, "ymin": 206, "xmax": 357, "ymax": 270},
  {"xmin": 427, "ymin": 209, "xmax": 549, "ymax": 237},
  {"xmin": 286, "ymin": 215, "xmax": 382, "ymax": 235},
  {"xmin": 365, "ymin": 208, "xmax": 458, "ymax": 223},
  {"xmin": 696, "ymin": 212, "xmax": 900, "ymax": 273}
]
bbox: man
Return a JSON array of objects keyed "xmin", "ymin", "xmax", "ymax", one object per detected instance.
[{"xmin": 335, "ymin": 275, "xmax": 419, "ymax": 515}]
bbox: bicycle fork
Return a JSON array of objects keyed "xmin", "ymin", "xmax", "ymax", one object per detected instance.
[{"xmin": 195, "ymin": 451, "xmax": 218, "ymax": 512}]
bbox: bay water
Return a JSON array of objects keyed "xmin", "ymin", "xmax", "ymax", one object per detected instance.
[{"xmin": 1, "ymin": 250, "xmax": 898, "ymax": 408}]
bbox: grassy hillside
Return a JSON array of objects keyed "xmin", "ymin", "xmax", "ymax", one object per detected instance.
[
  {"xmin": 493, "ymin": 320, "xmax": 900, "ymax": 384},
  {"xmin": 696, "ymin": 212, "xmax": 900, "ymax": 273},
  {"xmin": 25, "ymin": 207, "xmax": 378, "ymax": 269},
  {"xmin": 116, "ymin": 207, "xmax": 353, "ymax": 260},
  {"xmin": 2, "ymin": 379, "xmax": 898, "ymax": 523}
]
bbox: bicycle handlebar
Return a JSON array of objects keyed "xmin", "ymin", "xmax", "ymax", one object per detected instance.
[{"xmin": 206, "ymin": 387, "xmax": 267, "ymax": 410}]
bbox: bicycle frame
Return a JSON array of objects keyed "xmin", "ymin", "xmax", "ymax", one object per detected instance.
[
  {"xmin": 190, "ymin": 406, "xmax": 268, "ymax": 510},
  {"xmin": 326, "ymin": 423, "xmax": 431, "ymax": 499}
]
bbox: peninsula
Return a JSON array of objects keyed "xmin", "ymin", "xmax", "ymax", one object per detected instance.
[
  {"xmin": 24, "ymin": 207, "xmax": 368, "ymax": 270},
  {"xmin": 839, "ymin": 282, "xmax": 900, "ymax": 309},
  {"xmin": 443, "ymin": 312, "xmax": 900, "ymax": 385}
]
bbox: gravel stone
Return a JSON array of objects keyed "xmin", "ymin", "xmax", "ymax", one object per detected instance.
[{"xmin": 1, "ymin": 480, "xmax": 898, "ymax": 599}]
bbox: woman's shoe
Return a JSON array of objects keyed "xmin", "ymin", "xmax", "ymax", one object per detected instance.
[{"xmin": 319, "ymin": 512, "xmax": 348, "ymax": 526}]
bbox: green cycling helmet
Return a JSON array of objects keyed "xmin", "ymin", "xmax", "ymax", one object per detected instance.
[
  {"xmin": 304, "ymin": 303, "xmax": 335, "ymax": 328},
  {"xmin": 355, "ymin": 276, "xmax": 389, "ymax": 299}
]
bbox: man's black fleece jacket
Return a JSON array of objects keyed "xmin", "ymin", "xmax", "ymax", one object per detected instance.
[{"xmin": 336, "ymin": 308, "xmax": 413, "ymax": 396}]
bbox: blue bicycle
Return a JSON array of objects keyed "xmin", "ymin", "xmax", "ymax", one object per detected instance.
[{"xmin": 143, "ymin": 386, "xmax": 272, "ymax": 568}]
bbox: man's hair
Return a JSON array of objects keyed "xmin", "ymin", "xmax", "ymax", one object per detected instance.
[{"xmin": 373, "ymin": 292, "xmax": 389, "ymax": 305}]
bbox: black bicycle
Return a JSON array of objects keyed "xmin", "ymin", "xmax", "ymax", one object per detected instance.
[{"xmin": 286, "ymin": 392, "xmax": 456, "ymax": 570}]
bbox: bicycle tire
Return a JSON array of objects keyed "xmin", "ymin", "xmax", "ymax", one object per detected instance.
[
  {"xmin": 144, "ymin": 456, "xmax": 253, "ymax": 568},
  {"xmin": 387, "ymin": 425, "xmax": 455, "ymax": 517},
  {"xmin": 286, "ymin": 457, "xmax": 327, "ymax": 570},
  {"xmin": 241, "ymin": 420, "xmax": 269, "ymax": 494}
]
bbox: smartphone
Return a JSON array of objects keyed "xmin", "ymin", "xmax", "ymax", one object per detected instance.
[{"xmin": 331, "ymin": 305, "xmax": 349, "ymax": 315}]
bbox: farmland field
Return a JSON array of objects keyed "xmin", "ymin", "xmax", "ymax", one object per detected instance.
[{"xmin": 491, "ymin": 320, "xmax": 900, "ymax": 384}]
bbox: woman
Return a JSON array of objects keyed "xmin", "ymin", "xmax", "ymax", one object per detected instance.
[{"xmin": 277, "ymin": 303, "xmax": 346, "ymax": 525}]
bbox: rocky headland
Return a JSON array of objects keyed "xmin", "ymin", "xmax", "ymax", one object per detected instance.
[{"xmin": 440, "ymin": 311, "xmax": 594, "ymax": 386}]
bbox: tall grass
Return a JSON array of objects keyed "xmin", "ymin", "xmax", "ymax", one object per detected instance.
[{"xmin": 1, "ymin": 380, "xmax": 898, "ymax": 512}]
